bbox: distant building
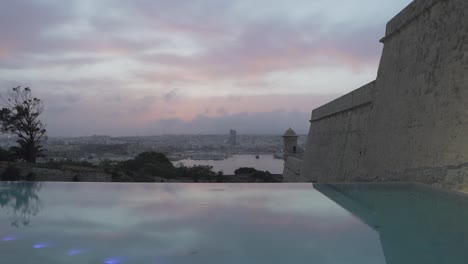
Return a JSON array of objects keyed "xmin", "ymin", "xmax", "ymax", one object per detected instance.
[
  {"xmin": 282, "ymin": 128, "xmax": 303, "ymax": 181},
  {"xmin": 282, "ymin": 128, "xmax": 298, "ymax": 158},
  {"xmin": 228, "ymin": 129, "xmax": 237, "ymax": 146}
]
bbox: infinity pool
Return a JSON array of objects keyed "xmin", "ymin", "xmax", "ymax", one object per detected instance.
[{"xmin": 0, "ymin": 182, "xmax": 467, "ymax": 264}]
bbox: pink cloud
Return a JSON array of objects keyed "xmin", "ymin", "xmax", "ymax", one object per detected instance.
[
  {"xmin": 125, "ymin": 0, "xmax": 233, "ymax": 39},
  {"xmin": 139, "ymin": 22, "xmax": 382, "ymax": 83},
  {"xmin": 38, "ymin": 92, "xmax": 338, "ymax": 136},
  {"xmin": 141, "ymin": 94, "xmax": 337, "ymax": 121},
  {"xmin": 0, "ymin": 47, "xmax": 9, "ymax": 60},
  {"xmin": 0, "ymin": 0, "xmax": 396, "ymax": 136}
]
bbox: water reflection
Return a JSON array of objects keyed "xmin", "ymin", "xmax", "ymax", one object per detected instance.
[
  {"xmin": 0, "ymin": 183, "xmax": 385, "ymax": 264},
  {"xmin": 0, "ymin": 182, "xmax": 42, "ymax": 227},
  {"xmin": 2, "ymin": 182, "xmax": 465, "ymax": 263},
  {"xmin": 314, "ymin": 183, "xmax": 468, "ymax": 264}
]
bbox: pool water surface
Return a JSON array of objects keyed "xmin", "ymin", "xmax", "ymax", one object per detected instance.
[{"xmin": 0, "ymin": 182, "xmax": 467, "ymax": 264}]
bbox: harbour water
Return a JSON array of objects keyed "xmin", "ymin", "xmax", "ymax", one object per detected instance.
[{"xmin": 174, "ymin": 154, "xmax": 285, "ymax": 174}]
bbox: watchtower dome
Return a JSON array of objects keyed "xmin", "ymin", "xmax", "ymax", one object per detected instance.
[{"xmin": 283, "ymin": 128, "xmax": 298, "ymax": 157}]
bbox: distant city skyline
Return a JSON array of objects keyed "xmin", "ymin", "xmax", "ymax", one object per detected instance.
[{"xmin": 0, "ymin": 0, "xmax": 412, "ymax": 136}]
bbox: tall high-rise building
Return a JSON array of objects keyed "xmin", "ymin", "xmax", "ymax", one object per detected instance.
[{"xmin": 229, "ymin": 129, "xmax": 237, "ymax": 146}]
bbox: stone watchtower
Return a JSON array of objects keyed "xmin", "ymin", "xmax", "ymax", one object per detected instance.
[{"xmin": 282, "ymin": 128, "xmax": 298, "ymax": 158}]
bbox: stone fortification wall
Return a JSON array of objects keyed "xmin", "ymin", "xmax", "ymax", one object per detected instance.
[
  {"xmin": 282, "ymin": 156, "xmax": 303, "ymax": 181},
  {"xmin": 299, "ymin": 82, "xmax": 376, "ymax": 182},
  {"xmin": 369, "ymin": 0, "xmax": 468, "ymax": 186},
  {"xmin": 292, "ymin": 0, "xmax": 468, "ymax": 191}
]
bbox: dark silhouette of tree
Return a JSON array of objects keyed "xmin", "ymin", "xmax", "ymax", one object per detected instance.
[
  {"xmin": 0, "ymin": 147, "xmax": 16, "ymax": 162},
  {"xmin": 108, "ymin": 152, "xmax": 223, "ymax": 182},
  {"xmin": 176, "ymin": 165, "xmax": 219, "ymax": 182},
  {"xmin": 234, "ymin": 167, "xmax": 280, "ymax": 182},
  {"xmin": 0, "ymin": 166, "xmax": 22, "ymax": 181},
  {"xmin": 234, "ymin": 167, "xmax": 258, "ymax": 175},
  {"xmin": 117, "ymin": 151, "xmax": 177, "ymax": 181},
  {"xmin": 0, "ymin": 182, "xmax": 42, "ymax": 227},
  {"xmin": 0, "ymin": 86, "xmax": 47, "ymax": 162}
]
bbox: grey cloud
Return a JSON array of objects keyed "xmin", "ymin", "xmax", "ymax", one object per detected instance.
[
  {"xmin": 39, "ymin": 93, "xmax": 338, "ymax": 137},
  {"xmin": 141, "ymin": 18, "xmax": 385, "ymax": 81},
  {"xmin": 65, "ymin": 94, "xmax": 81, "ymax": 103},
  {"xmin": 39, "ymin": 91, "xmax": 82, "ymax": 114},
  {"xmin": 0, "ymin": 0, "xmax": 402, "ymax": 137},
  {"xmin": 124, "ymin": 0, "xmax": 235, "ymax": 37},
  {"xmin": 125, "ymin": 95, "xmax": 158, "ymax": 114},
  {"xmin": 163, "ymin": 89, "xmax": 179, "ymax": 102},
  {"xmin": 216, "ymin": 106, "xmax": 228, "ymax": 115},
  {"xmin": 227, "ymin": 95, "xmax": 243, "ymax": 101},
  {"xmin": 0, "ymin": 0, "xmax": 75, "ymax": 51},
  {"xmin": 1, "ymin": 0, "xmax": 387, "ymax": 85},
  {"xmin": 46, "ymin": 105, "xmax": 70, "ymax": 114},
  {"xmin": 0, "ymin": 1, "xmax": 162, "ymax": 69},
  {"xmin": 107, "ymin": 94, "xmax": 123, "ymax": 103},
  {"xmin": 141, "ymin": 95, "xmax": 157, "ymax": 105}
]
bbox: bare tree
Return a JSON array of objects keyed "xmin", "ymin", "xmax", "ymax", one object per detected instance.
[{"xmin": 0, "ymin": 86, "xmax": 47, "ymax": 162}]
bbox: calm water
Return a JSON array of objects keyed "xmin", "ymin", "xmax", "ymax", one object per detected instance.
[
  {"xmin": 0, "ymin": 182, "xmax": 467, "ymax": 264},
  {"xmin": 175, "ymin": 154, "xmax": 285, "ymax": 174}
]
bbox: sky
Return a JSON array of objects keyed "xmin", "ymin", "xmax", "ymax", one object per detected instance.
[{"xmin": 0, "ymin": 0, "xmax": 412, "ymax": 136}]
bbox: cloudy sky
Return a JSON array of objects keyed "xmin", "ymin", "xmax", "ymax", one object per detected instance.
[{"xmin": 0, "ymin": 0, "xmax": 411, "ymax": 136}]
